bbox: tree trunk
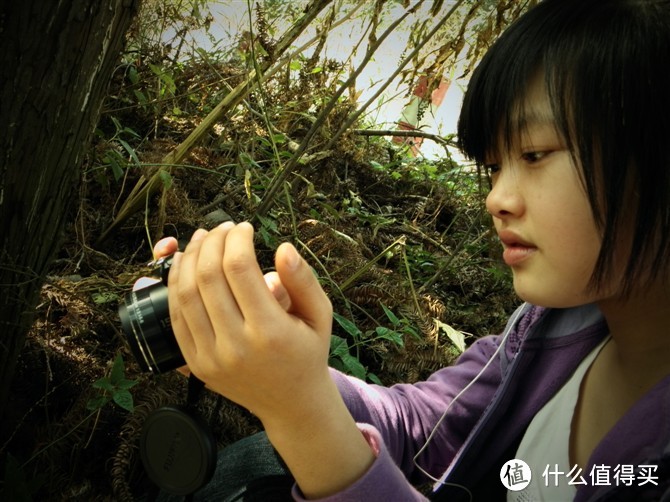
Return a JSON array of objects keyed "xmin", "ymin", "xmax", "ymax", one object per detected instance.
[{"xmin": 0, "ymin": 0, "xmax": 139, "ymax": 416}]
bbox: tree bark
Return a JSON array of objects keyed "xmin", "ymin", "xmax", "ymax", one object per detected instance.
[{"xmin": 0, "ymin": 0, "xmax": 139, "ymax": 415}]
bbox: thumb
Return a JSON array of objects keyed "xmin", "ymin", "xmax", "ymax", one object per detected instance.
[
  {"xmin": 275, "ymin": 243, "xmax": 332, "ymax": 333},
  {"xmin": 153, "ymin": 237, "xmax": 178, "ymax": 259}
]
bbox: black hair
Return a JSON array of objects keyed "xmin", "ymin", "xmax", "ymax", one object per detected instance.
[{"xmin": 458, "ymin": 0, "xmax": 670, "ymax": 295}]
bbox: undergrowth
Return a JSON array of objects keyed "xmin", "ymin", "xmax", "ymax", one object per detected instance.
[{"xmin": 1, "ymin": 1, "xmax": 521, "ymax": 499}]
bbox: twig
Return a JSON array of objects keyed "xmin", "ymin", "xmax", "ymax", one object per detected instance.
[
  {"xmin": 353, "ymin": 128, "xmax": 457, "ymax": 148},
  {"xmin": 256, "ymin": 1, "xmax": 426, "ymax": 217},
  {"xmin": 96, "ymin": 0, "xmax": 334, "ymax": 245}
]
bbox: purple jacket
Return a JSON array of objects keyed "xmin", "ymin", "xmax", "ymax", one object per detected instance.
[{"xmin": 294, "ymin": 303, "xmax": 670, "ymax": 501}]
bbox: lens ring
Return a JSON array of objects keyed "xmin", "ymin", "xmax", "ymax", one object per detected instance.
[
  {"xmin": 124, "ymin": 291, "xmax": 156, "ymax": 372},
  {"xmin": 119, "ymin": 282, "xmax": 184, "ymax": 373}
]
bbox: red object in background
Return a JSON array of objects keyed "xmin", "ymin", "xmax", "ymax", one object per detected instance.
[{"xmin": 393, "ymin": 76, "xmax": 450, "ymax": 156}]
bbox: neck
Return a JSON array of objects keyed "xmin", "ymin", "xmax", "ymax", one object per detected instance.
[{"xmin": 596, "ymin": 281, "xmax": 670, "ymax": 391}]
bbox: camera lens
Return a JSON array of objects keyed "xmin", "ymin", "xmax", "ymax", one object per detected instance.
[{"xmin": 119, "ymin": 282, "xmax": 185, "ymax": 373}]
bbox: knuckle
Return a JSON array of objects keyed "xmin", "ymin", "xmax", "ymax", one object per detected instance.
[
  {"xmin": 175, "ymin": 281, "xmax": 197, "ymax": 307},
  {"xmin": 223, "ymin": 253, "xmax": 252, "ymax": 277},
  {"xmin": 195, "ymin": 260, "xmax": 220, "ymax": 287}
]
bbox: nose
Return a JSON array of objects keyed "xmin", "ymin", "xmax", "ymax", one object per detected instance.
[{"xmin": 485, "ymin": 166, "xmax": 525, "ymax": 219}]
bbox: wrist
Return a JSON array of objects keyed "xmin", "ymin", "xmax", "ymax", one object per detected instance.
[{"xmin": 262, "ymin": 376, "xmax": 376, "ymax": 499}]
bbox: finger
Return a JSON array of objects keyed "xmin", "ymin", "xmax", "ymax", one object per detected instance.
[
  {"xmin": 275, "ymin": 242, "xmax": 332, "ymax": 334},
  {"xmin": 195, "ymin": 222, "xmax": 244, "ymax": 336},
  {"xmin": 221, "ymin": 222, "xmax": 281, "ymax": 324},
  {"xmin": 154, "ymin": 237, "xmax": 178, "ymax": 259},
  {"xmin": 169, "ymin": 230, "xmax": 214, "ymax": 357},
  {"xmin": 264, "ymin": 271, "xmax": 292, "ymax": 311}
]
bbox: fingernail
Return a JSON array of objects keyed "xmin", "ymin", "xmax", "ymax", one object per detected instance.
[{"xmin": 154, "ymin": 239, "xmax": 169, "ymax": 255}]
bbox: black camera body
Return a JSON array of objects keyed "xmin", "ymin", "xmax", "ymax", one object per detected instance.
[
  {"xmin": 119, "ymin": 255, "xmax": 217, "ymax": 495},
  {"xmin": 119, "ymin": 255, "xmax": 185, "ymax": 373}
]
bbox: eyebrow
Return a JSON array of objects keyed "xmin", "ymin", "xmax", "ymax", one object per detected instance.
[
  {"xmin": 486, "ymin": 108, "xmax": 560, "ymax": 161},
  {"xmin": 512, "ymin": 108, "xmax": 556, "ymax": 130}
]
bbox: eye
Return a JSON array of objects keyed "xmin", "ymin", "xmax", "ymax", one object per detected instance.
[
  {"xmin": 482, "ymin": 163, "xmax": 500, "ymax": 175},
  {"xmin": 520, "ymin": 151, "xmax": 549, "ymax": 163}
]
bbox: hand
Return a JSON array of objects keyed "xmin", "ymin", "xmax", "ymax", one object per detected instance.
[
  {"xmin": 135, "ymin": 234, "xmax": 292, "ymax": 311},
  {"xmin": 167, "ymin": 222, "xmax": 374, "ymax": 498},
  {"xmin": 167, "ymin": 222, "xmax": 334, "ymax": 419}
]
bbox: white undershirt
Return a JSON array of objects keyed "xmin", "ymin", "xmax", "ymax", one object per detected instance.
[{"xmin": 508, "ymin": 336, "xmax": 610, "ymax": 502}]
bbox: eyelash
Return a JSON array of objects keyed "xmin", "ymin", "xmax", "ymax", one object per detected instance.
[
  {"xmin": 483, "ymin": 151, "xmax": 550, "ymax": 174},
  {"xmin": 483, "ymin": 163, "xmax": 500, "ymax": 175},
  {"xmin": 521, "ymin": 151, "xmax": 549, "ymax": 163}
]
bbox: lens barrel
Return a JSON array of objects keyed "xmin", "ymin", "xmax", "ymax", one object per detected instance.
[{"xmin": 119, "ymin": 281, "xmax": 185, "ymax": 373}]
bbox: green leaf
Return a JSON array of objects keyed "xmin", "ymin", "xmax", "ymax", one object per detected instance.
[
  {"xmin": 92, "ymin": 291, "xmax": 119, "ymax": 304},
  {"xmin": 133, "ymin": 89, "xmax": 148, "ymax": 105},
  {"xmin": 118, "ymin": 138, "xmax": 141, "ymax": 166},
  {"xmin": 257, "ymin": 214, "xmax": 278, "ymax": 233},
  {"xmin": 333, "ymin": 313, "xmax": 362, "ymax": 339},
  {"xmin": 329, "ymin": 335, "xmax": 367, "ymax": 380},
  {"xmin": 271, "ymin": 133, "xmax": 286, "ymax": 144},
  {"xmin": 159, "ymin": 169, "xmax": 173, "ymax": 188},
  {"xmin": 128, "ymin": 65, "xmax": 139, "ymax": 85},
  {"xmin": 92, "ymin": 377, "xmax": 114, "ymax": 391},
  {"xmin": 339, "ymin": 352, "xmax": 367, "ymax": 380},
  {"xmin": 367, "ymin": 372, "xmax": 383, "ymax": 385},
  {"xmin": 113, "ymin": 390, "xmax": 135, "ymax": 412},
  {"xmin": 116, "ymin": 379, "xmax": 139, "ymax": 390},
  {"xmin": 258, "ymin": 226, "xmax": 272, "ymax": 248},
  {"xmin": 329, "ymin": 335, "xmax": 350, "ymax": 358},
  {"xmin": 374, "ymin": 327, "xmax": 404, "ymax": 347},
  {"xmin": 106, "ymin": 154, "xmax": 125, "ymax": 181},
  {"xmin": 289, "ymin": 60, "xmax": 302, "ymax": 71},
  {"xmin": 380, "ymin": 303, "xmax": 400, "ymax": 327},
  {"xmin": 110, "ymin": 354, "xmax": 125, "ymax": 385}
]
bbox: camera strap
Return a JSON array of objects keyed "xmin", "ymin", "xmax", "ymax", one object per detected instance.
[
  {"xmin": 140, "ymin": 373, "xmax": 218, "ymax": 499},
  {"xmin": 186, "ymin": 372, "xmax": 206, "ymax": 409}
]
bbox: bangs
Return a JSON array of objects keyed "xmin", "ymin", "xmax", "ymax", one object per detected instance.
[{"xmin": 457, "ymin": 5, "xmax": 571, "ymax": 165}]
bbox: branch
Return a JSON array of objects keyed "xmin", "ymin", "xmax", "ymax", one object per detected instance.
[
  {"xmin": 353, "ymin": 128, "xmax": 457, "ymax": 148},
  {"xmin": 326, "ymin": 0, "xmax": 468, "ymax": 150},
  {"xmin": 255, "ymin": 0, "xmax": 426, "ymax": 217},
  {"xmin": 96, "ymin": 0, "xmax": 335, "ymax": 245}
]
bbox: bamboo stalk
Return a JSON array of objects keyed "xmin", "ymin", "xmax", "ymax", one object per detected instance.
[{"xmin": 96, "ymin": 0, "xmax": 334, "ymax": 245}]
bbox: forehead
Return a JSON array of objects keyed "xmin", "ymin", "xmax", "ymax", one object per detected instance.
[
  {"xmin": 516, "ymin": 77, "xmax": 553, "ymax": 125},
  {"xmin": 491, "ymin": 77, "xmax": 560, "ymax": 155}
]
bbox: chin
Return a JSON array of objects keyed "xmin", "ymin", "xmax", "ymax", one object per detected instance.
[{"xmin": 513, "ymin": 282, "xmax": 592, "ymax": 309}]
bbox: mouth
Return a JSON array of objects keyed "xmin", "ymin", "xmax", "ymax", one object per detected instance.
[{"xmin": 497, "ymin": 230, "xmax": 537, "ymax": 266}]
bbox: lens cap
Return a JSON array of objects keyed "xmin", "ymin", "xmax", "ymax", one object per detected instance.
[{"xmin": 140, "ymin": 405, "xmax": 217, "ymax": 495}]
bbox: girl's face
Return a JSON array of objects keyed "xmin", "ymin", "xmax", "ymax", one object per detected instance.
[{"xmin": 485, "ymin": 84, "xmax": 606, "ymax": 308}]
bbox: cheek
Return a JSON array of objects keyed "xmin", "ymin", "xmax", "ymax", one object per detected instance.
[{"xmin": 550, "ymin": 202, "xmax": 601, "ymax": 271}]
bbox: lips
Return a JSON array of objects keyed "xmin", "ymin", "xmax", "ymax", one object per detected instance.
[{"xmin": 497, "ymin": 230, "xmax": 537, "ymax": 266}]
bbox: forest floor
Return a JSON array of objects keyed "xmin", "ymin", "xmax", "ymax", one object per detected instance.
[{"xmin": 1, "ymin": 57, "xmax": 518, "ymax": 500}]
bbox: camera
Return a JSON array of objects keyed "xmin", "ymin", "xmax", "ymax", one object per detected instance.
[
  {"xmin": 119, "ymin": 255, "xmax": 218, "ymax": 495},
  {"xmin": 118, "ymin": 255, "xmax": 185, "ymax": 373}
]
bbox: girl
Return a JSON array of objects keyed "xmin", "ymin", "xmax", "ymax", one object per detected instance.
[{"xmin": 152, "ymin": 0, "xmax": 670, "ymax": 499}]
